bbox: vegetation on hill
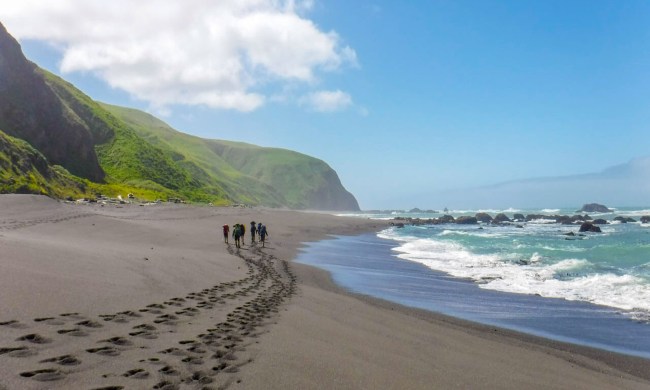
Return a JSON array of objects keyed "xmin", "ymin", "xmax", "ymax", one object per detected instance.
[
  {"xmin": 101, "ymin": 104, "xmax": 359, "ymax": 210},
  {"xmin": 0, "ymin": 21, "xmax": 360, "ymax": 210},
  {"xmin": 0, "ymin": 129, "xmax": 86, "ymax": 197}
]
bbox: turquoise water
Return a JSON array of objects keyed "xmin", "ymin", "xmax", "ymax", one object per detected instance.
[{"xmin": 342, "ymin": 207, "xmax": 650, "ymax": 322}]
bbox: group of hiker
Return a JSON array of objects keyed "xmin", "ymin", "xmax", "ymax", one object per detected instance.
[{"xmin": 222, "ymin": 221, "xmax": 269, "ymax": 248}]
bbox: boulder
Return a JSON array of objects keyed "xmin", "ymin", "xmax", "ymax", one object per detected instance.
[
  {"xmin": 613, "ymin": 216, "xmax": 636, "ymax": 223},
  {"xmin": 641, "ymin": 216, "xmax": 650, "ymax": 224},
  {"xmin": 577, "ymin": 203, "xmax": 611, "ymax": 213},
  {"xmin": 592, "ymin": 219, "xmax": 608, "ymax": 225},
  {"xmin": 493, "ymin": 213, "xmax": 511, "ymax": 223},
  {"xmin": 456, "ymin": 216, "xmax": 478, "ymax": 225},
  {"xmin": 555, "ymin": 215, "xmax": 573, "ymax": 225},
  {"xmin": 475, "ymin": 213, "xmax": 493, "ymax": 223},
  {"xmin": 513, "ymin": 213, "xmax": 525, "ymax": 222},
  {"xmin": 437, "ymin": 215, "xmax": 455, "ymax": 224},
  {"xmin": 579, "ymin": 222, "xmax": 602, "ymax": 233}
]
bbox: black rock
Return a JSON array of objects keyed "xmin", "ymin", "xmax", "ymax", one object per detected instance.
[
  {"xmin": 437, "ymin": 215, "xmax": 455, "ymax": 224},
  {"xmin": 613, "ymin": 216, "xmax": 636, "ymax": 223},
  {"xmin": 579, "ymin": 222, "xmax": 602, "ymax": 233},
  {"xmin": 592, "ymin": 219, "xmax": 608, "ymax": 225},
  {"xmin": 577, "ymin": 203, "xmax": 611, "ymax": 213},
  {"xmin": 456, "ymin": 216, "xmax": 478, "ymax": 225},
  {"xmin": 493, "ymin": 213, "xmax": 511, "ymax": 224},
  {"xmin": 641, "ymin": 216, "xmax": 650, "ymax": 224},
  {"xmin": 475, "ymin": 213, "xmax": 493, "ymax": 223}
]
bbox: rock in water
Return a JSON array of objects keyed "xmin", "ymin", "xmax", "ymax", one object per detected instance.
[
  {"xmin": 577, "ymin": 203, "xmax": 611, "ymax": 213},
  {"xmin": 475, "ymin": 213, "xmax": 493, "ymax": 223},
  {"xmin": 579, "ymin": 222, "xmax": 602, "ymax": 233},
  {"xmin": 493, "ymin": 213, "xmax": 511, "ymax": 224},
  {"xmin": 455, "ymin": 216, "xmax": 478, "ymax": 225}
]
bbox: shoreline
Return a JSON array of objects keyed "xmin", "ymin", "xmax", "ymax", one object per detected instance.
[
  {"xmin": 296, "ymin": 232, "xmax": 650, "ymax": 360},
  {"xmin": 0, "ymin": 195, "xmax": 648, "ymax": 389},
  {"xmin": 294, "ymin": 261, "xmax": 650, "ymax": 381}
]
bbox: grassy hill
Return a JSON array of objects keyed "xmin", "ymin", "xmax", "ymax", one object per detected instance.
[
  {"xmin": 100, "ymin": 104, "xmax": 359, "ymax": 210},
  {"xmin": 0, "ymin": 21, "xmax": 359, "ymax": 210},
  {"xmin": 0, "ymin": 129, "xmax": 87, "ymax": 197}
]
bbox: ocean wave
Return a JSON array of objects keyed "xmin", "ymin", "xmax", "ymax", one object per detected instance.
[
  {"xmin": 527, "ymin": 218, "xmax": 557, "ymax": 224},
  {"xmin": 449, "ymin": 207, "xmax": 523, "ymax": 214},
  {"xmin": 335, "ymin": 213, "xmax": 395, "ymax": 220},
  {"xmin": 613, "ymin": 209, "xmax": 650, "ymax": 217},
  {"xmin": 386, "ymin": 234, "xmax": 650, "ymax": 315},
  {"xmin": 438, "ymin": 229, "xmax": 506, "ymax": 238},
  {"xmin": 541, "ymin": 208, "xmax": 561, "ymax": 213}
]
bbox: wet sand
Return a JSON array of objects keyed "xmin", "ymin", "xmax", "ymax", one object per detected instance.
[{"xmin": 0, "ymin": 195, "xmax": 647, "ymax": 389}]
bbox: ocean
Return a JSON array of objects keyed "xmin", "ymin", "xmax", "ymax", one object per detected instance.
[{"xmin": 296, "ymin": 207, "xmax": 650, "ymax": 358}]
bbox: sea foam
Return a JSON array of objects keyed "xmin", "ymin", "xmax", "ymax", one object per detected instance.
[{"xmin": 380, "ymin": 228, "xmax": 650, "ymax": 321}]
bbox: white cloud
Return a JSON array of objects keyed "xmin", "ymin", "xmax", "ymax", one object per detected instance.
[
  {"xmin": 0, "ymin": 0, "xmax": 355, "ymax": 112},
  {"xmin": 300, "ymin": 89, "xmax": 353, "ymax": 112}
]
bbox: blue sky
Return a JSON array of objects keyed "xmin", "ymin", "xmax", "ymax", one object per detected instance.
[{"xmin": 3, "ymin": 1, "xmax": 650, "ymax": 209}]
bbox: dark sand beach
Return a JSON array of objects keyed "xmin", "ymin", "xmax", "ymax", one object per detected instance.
[{"xmin": 0, "ymin": 195, "xmax": 648, "ymax": 389}]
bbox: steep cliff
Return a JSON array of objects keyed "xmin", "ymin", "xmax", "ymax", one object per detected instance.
[{"xmin": 0, "ymin": 22, "xmax": 105, "ymax": 181}]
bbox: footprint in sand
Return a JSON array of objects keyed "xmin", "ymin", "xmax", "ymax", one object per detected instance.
[
  {"xmin": 0, "ymin": 320, "xmax": 27, "ymax": 329},
  {"xmin": 0, "ymin": 346, "xmax": 36, "ymax": 358},
  {"xmin": 122, "ymin": 368, "xmax": 149, "ymax": 379},
  {"xmin": 152, "ymin": 380, "xmax": 178, "ymax": 390},
  {"xmin": 129, "ymin": 330, "xmax": 158, "ymax": 339},
  {"xmin": 99, "ymin": 336, "xmax": 132, "ymax": 346},
  {"xmin": 39, "ymin": 354, "xmax": 81, "ymax": 366},
  {"xmin": 154, "ymin": 314, "xmax": 178, "ymax": 324},
  {"xmin": 159, "ymin": 347, "xmax": 185, "ymax": 356},
  {"xmin": 132, "ymin": 323, "xmax": 157, "ymax": 331},
  {"xmin": 34, "ymin": 317, "xmax": 65, "ymax": 325},
  {"xmin": 76, "ymin": 319, "xmax": 103, "ymax": 328},
  {"xmin": 57, "ymin": 328, "xmax": 88, "ymax": 337},
  {"xmin": 158, "ymin": 365, "xmax": 180, "ymax": 376},
  {"xmin": 16, "ymin": 334, "xmax": 50, "ymax": 344},
  {"xmin": 183, "ymin": 370, "xmax": 213, "ymax": 385},
  {"xmin": 86, "ymin": 347, "xmax": 120, "ymax": 356},
  {"xmin": 181, "ymin": 356, "xmax": 204, "ymax": 365},
  {"xmin": 19, "ymin": 368, "xmax": 65, "ymax": 381}
]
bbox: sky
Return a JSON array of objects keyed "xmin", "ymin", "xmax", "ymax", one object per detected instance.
[{"xmin": 1, "ymin": 0, "xmax": 650, "ymax": 209}]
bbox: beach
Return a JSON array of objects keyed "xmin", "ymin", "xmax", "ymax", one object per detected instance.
[{"xmin": 0, "ymin": 195, "xmax": 648, "ymax": 389}]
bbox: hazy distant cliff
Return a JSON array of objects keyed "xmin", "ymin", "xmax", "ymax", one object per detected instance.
[{"xmin": 0, "ymin": 22, "xmax": 360, "ymax": 210}]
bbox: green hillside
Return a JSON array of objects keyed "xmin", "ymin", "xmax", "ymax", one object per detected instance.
[
  {"xmin": 0, "ymin": 21, "xmax": 360, "ymax": 210},
  {"xmin": 0, "ymin": 129, "xmax": 87, "ymax": 197},
  {"xmin": 100, "ymin": 104, "xmax": 359, "ymax": 210}
]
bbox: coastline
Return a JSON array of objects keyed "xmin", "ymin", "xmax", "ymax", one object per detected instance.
[{"xmin": 0, "ymin": 195, "xmax": 647, "ymax": 389}]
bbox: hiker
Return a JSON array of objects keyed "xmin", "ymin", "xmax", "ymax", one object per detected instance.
[
  {"xmin": 250, "ymin": 221, "xmax": 257, "ymax": 243},
  {"xmin": 257, "ymin": 222, "xmax": 262, "ymax": 238},
  {"xmin": 222, "ymin": 224, "xmax": 229, "ymax": 244},
  {"xmin": 259, "ymin": 224, "xmax": 269, "ymax": 247},
  {"xmin": 232, "ymin": 224, "xmax": 241, "ymax": 248},
  {"xmin": 240, "ymin": 223, "xmax": 246, "ymax": 245}
]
